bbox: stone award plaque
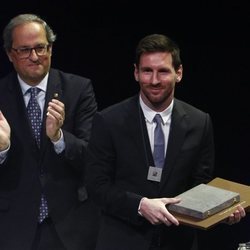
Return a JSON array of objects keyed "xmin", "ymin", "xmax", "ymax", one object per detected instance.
[{"xmin": 168, "ymin": 183, "xmax": 240, "ymax": 219}]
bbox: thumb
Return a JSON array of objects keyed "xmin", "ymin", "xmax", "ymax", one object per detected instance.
[
  {"xmin": 162, "ymin": 197, "xmax": 181, "ymax": 205},
  {"xmin": 0, "ymin": 111, "xmax": 7, "ymax": 122}
]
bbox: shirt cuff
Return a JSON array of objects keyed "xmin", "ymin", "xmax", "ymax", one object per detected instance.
[
  {"xmin": 138, "ymin": 197, "xmax": 147, "ymax": 216},
  {"xmin": 0, "ymin": 143, "xmax": 10, "ymax": 164},
  {"xmin": 52, "ymin": 129, "xmax": 65, "ymax": 154}
]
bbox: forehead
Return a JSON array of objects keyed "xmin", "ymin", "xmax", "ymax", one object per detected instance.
[
  {"xmin": 139, "ymin": 52, "xmax": 173, "ymax": 67},
  {"xmin": 12, "ymin": 22, "xmax": 47, "ymax": 46}
]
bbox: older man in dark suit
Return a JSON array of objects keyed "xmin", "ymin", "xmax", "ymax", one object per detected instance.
[{"xmin": 0, "ymin": 14, "xmax": 99, "ymax": 250}]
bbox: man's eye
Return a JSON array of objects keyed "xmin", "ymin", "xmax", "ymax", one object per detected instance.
[
  {"xmin": 20, "ymin": 48, "xmax": 30, "ymax": 53},
  {"xmin": 142, "ymin": 69, "xmax": 152, "ymax": 73}
]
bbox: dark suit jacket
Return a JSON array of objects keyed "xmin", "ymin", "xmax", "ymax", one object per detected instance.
[
  {"xmin": 86, "ymin": 95, "xmax": 214, "ymax": 250},
  {"xmin": 0, "ymin": 69, "xmax": 99, "ymax": 250}
]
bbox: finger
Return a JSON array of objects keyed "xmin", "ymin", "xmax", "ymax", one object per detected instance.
[
  {"xmin": 0, "ymin": 111, "xmax": 5, "ymax": 120},
  {"xmin": 163, "ymin": 217, "xmax": 171, "ymax": 226},
  {"xmin": 162, "ymin": 197, "xmax": 181, "ymax": 205},
  {"xmin": 232, "ymin": 211, "xmax": 241, "ymax": 223},
  {"xmin": 46, "ymin": 111, "xmax": 63, "ymax": 127},
  {"xmin": 47, "ymin": 108, "xmax": 63, "ymax": 122},
  {"xmin": 164, "ymin": 211, "xmax": 179, "ymax": 226},
  {"xmin": 49, "ymin": 99, "xmax": 64, "ymax": 109},
  {"xmin": 51, "ymin": 99, "xmax": 65, "ymax": 109},
  {"xmin": 236, "ymin": 206, "xmax": 246, "ymax": 217},
  {"xmin": 226, "ymin": 214, "xmax": 234, "ymax": 225},
  {"xmin": 227, "ymin": 210, "xmax": 242, "ymax": 225}
]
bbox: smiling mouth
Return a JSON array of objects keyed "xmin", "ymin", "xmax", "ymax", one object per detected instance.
[{"xmin": 151, "ymin": 88, "xmax": 162, "ymax": 92}]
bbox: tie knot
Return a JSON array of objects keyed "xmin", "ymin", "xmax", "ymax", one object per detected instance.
[
  {"xmin": 153, "ymin": 114, "xmax": 163, "ymax": 125},
  {"xmin": 28, "ymin": 87, "xmax": 41, "ymax": 98}
]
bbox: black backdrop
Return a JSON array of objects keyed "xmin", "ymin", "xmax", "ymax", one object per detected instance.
[{"xmin": 0, "ymin": 1, "xmax": 249, "ymax": 249}]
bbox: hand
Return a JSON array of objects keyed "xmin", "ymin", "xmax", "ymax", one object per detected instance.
[
  {"xmin": 224, "ymin": 204, "xmax": 246, "ymax": 225},
  {"xmin": 46, "ymin": 99, "xmax": 65, "ymax": 142},
  {"xmin": 139, "ymin": 197, "xmax": 181, "ymax": 226},
  {"xmin": 0, "ymin": 111, "xmax": 11, "ymax": 151}
]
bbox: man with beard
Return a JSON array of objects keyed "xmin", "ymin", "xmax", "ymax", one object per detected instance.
[{"xmin": 86, "ymin": 34, "xmax": 245, "ymax": 250}]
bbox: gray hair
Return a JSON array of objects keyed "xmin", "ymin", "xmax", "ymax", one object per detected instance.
[{"xmin": 3, "ymin": 13, "xmax": 57, "ymax": 51}]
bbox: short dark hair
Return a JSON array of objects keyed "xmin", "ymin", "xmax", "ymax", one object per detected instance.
[{"xmin": 135, "ymin": 34, "xmax": 182, "ymax": 71}]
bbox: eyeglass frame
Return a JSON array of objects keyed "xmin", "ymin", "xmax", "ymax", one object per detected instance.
[{"xmin": 11, "ymin": 44, "xmax": 51, "ymax": 59}]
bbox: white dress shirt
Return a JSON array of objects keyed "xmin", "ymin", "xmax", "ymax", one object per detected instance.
[
  {"xmin": 0, "ymin": 74, "xmax": 65, "ymax": 164},
  {"xmin": 139, "ymin": 95, "xmax": 173, "ymax": 157}
]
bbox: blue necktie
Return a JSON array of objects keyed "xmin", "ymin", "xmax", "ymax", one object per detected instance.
[
  {"xmin": 26, "ymin": 87, "xmax": 48, "ymax": 223},
  {"xmin": 153, "ymin": 114, "xmax": 165, "ymax": 168}
]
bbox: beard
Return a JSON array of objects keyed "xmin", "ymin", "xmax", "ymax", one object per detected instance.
[{"xmin": 141, "ymin": 87, "xmax": 174, "ymax": 111}]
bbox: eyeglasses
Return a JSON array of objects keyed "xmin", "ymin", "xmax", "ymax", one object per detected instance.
[{"xmin": 11, "ymin": 44, "xmax": 51, "ymax": 59}]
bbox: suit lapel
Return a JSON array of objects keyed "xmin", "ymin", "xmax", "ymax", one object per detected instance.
[
  {"xmin": 137, "ymin": 103, "xmax": 155, "ymax": 168},
  {"xmin": 125, "ymin": 96, "xmax": 155, "ymax": 170},
  {"xmin": 160, "ymin": 100, "xmax": 188, "ymax": 189},
  {"xmin": 40, "ymin": 69, "xmax": 62, "ymax": 150},
  {"xmin": 4, "ymin": 73, "xmax": 36, "ymax": 148}
]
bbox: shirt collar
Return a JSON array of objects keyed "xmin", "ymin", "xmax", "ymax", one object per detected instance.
[
  {"xmin": 139, "ymin": 95, "xmax": 173, "ymax": 124},
  {"xmin": 18, "ymin": 73, "xmax": 48, "ymax": 95}
]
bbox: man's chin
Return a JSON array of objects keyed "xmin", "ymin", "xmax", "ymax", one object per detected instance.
[{"xmin": 148, "ymin": 94, "xmax": 164, "ymax": 104}]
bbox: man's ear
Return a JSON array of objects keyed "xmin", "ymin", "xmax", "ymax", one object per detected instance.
[
  {"xmin": 134, "ymin": 64, "xmax": 139, "ymax": 81},
  {"xmin": 6, "ymin": 51, "xmax": 13, "ymax": 63},
  {"xmin": 176, "ymin": 64, "xmax": 183, "ymax": 82}
]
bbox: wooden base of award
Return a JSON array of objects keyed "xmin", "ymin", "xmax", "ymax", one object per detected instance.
[{"xmin": 169, "ymin": 177, "xmax": 250, "ymax": 229}]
